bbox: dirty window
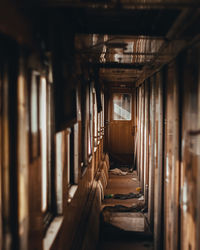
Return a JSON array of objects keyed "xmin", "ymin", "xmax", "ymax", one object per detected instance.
[{"xmin": 113, "ymin": 93, "xmax": 132, "ymax": 120}]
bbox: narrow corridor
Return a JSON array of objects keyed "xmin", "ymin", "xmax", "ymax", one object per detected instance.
[{"xmin": 1, "ymin": 1, "xmax": 200, "ymax": 250}]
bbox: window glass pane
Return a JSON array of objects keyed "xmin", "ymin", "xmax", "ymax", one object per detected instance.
[
  {"xmin": 89, "ymin": 83, "xmax": 93, "ymax": 154},
  {"xmin": 113, "ymin": 93, "xmax": 132, "ymax": 120},
  {"xmin": 31, "ymin": 73, "xmax": 38, "ymax": 133},
  {"xmin": 98, "ymin": 113, "xmax": 101, "ymax": 143},
  {"xmin": 55, "ymin": 132, "xmax": 63, "ymax": 214},
  {"xmin": 40, "ymin": 77, "xmax": 47, "ymax": 212},
  {"xmin": 66, "ymin": 129, "xmax": 71, "ymax": 186},
  {"xmin": 73, "ymin": 123, "xmax": 79, "ymax": 184},
  {"xmin": 93, "ymin": 89, "xmax": 98, "ymax": 146}
]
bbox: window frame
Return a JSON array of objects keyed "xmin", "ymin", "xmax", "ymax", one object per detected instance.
[
  {"xmin": 112, "ymin": 93, "xmax": 132, "ymax": 121},
  {"xmin": 38, "ymin": 75, "xmax": 55, "ymax": 231}
]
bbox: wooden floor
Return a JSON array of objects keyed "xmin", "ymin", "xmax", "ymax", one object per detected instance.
[
  {"xmin": 103, "ymin": 170, "xmax": 141, "ymax": 207},
  {"xmin": 98, "ymin": 169, "xmax": 154, "ymax": 250}
]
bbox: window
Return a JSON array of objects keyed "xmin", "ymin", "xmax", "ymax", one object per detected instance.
[
  {"xmin": 69, "ymin": 124, "xmax": 78, "ymax": 185},
  {"xmin": 39, "ymin": 76, "xmax": 54, "ymax": 227},
  {"xmin": 30, "ymin": 71, "xmax": 40, "ymax": 159},
  {"xmin": 88, "ymin": 82, "xmax": 93, "ymax": 155},
  {"xmin": 67, "ymin": 124, "xmax": 78, "ymax": 202},
  {"xmin": 100, "ymin": 92, "xmax": 104, "ymax": 138},
  {"xmin": 40, "ymin": 77, "xmax": 48, "ymax": 213},
  {"xmin": 55, "ymin": 132, "xmax": 64, "ymax": 214},
  {"xmin": 93, "ymin": 88, "xmax": 98, "ymax": 147},
  {"xmin": 113, "ymin": 93, "xmax": 132, "ymax": 120},
  {"xmin": 98, "ymin": 112, "xmax": 101, "ymax": 143}
]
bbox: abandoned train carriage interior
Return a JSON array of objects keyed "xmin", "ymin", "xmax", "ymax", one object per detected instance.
[{"xmin": 1, "ymin": 0, "xmax": 200, "ymax": 250}]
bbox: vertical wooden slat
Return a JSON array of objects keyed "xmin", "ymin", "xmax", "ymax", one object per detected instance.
[
  {"xmin": 144, "ymin": 80, "xmax": 149, "ymax": 206},
  {"xmin": 17, "ymin": 52, "xmax": 29, "ymax": 250},
  {"xmin": 140, "ymin": 84, "xmax": 145, "ymax": 192},
  {"xmin": 28, "ymin": 67, "xmax": 42, "ymax": 250},
  {"xmin": 180, "ymin": 44, "xmax": 200, "ymax": 250},
  {"xmin": 0, "ymin": 49, "xmax": 2, "ymax": 250},
  {"xmin": 148, "ymin": 76, "xmax": 155, "ymax": 230},
  {"xmin": 153, "ymin": 74, "xmax": 159, "ymax": 248},
  {"xmin": 138, "ymin": 87, "xmax": 141, "ymax": 180},
  {"xmin": 154, "ymin": 71, "xmax": 164, "ymax": 250},
  {"xmin": 171, "ymin": 62, "xmax": 180, "ymax": 250},
  {"xmin": 132, "ymin": 88, "xmax": 137, "ymax": 168},
  {"xmin": 163, "ymin": 62, "xmax": 180, "ymax": 250},
  {"xmin": 2, "ymin": 61, "xmax": 12, "ymax": 250},
  {"xmin": 196, "ymin": 45, "xmax": 200, "ymax": 250}
]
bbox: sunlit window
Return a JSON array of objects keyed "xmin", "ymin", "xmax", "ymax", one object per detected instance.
[
  {"xmin": 55, "ymin": 132, "xmax": 63, "ymax": 214},
  {"xmin": 93, "ymin": 88, "xmax": 98, "ymax": 147},
  {"xmin": 66, "ymin": 128, "xmax": 71, "ymax": 186},
  {"xmin": 67, "ymin": 124, "xmax": 78, "ymax": 187},
  {"xmin": 113, "ymin": 93, "xmax": 132, "ymax": 121},
  {"xmin": 89, "ymin": 83, "xmax": 93, "ymax": 155},
  {"xmin": 40, "ymin": 77, "xmax": 47, "ymax": 212},
  {"xmin": 31, "ymin": 73, "xmax": 38, "ymax": 133}
]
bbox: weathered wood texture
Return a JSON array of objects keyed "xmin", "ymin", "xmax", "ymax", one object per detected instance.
[
  {"xmin": 0, "ymin": 38, "xmax": 20, "ymax": 250},
  {"xmin": 144, "ymin": 80, "xmax": 150, "ymax": 206},
  {"xmin": 0, "ymin": 46, "xmax": 2, "ymax": 250},
  {"xmin": 148, "ymin": 76, "xmax": 155, "ymax": 231},
  {"xmin": 154, "ymin": 71, "xmax": 164, "ymax": 250},
  {"xmin": 180, "ymin": 44, "xmax": 200, "ymax": 250},
  {"xmin": 163, "ymin": 61, "xmax": 180, "ymax": 250}
]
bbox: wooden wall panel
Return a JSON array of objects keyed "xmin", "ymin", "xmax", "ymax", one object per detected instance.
[
  {"xmin": 196, "ymin": 50, "xmax": 200, "ymax": 250},
  {"xmin": 0, "ymin": 49, "xmax": 2, "ymax": 250},
  {"xmin": 180, "ymin": 44, "xmax": 200, "ymax": 250},
  {"xmin": 51, "ymin": 139, "xmax": 104, "ymax": 250},
  {"xmin": 17, "ymin": 54, "xmax": 29, "ymax": 250},
  {"xmin": 154, "ymin": 71, "xmax": 164, "ymax": 250},
  {"xmin": 148, "ymin": 76, "xmax": 155, "ymax": 230},
  {"xmin": 137, "ymin": 88, "xmax": 141, "ymax": 178},
  {"xmin": 140, "ymin": 84, "xmax": 145, "ymax": 192},
  {"xmin": 163, "ymin": 61, "xmax": 180, "ymax": 250},
  {"xmin": 0, "ymin": 42, "xmax": 20, "ymax": 250},
  {"xmin": 144, "ymin": 80, "xmax": 149, "ymax": 206},
  {"xmin": 133, "ymin": 88, "xmax": 137, "ymax": 168}
]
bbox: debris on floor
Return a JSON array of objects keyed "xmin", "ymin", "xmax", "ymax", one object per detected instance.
[
  {"xmin": 109, "ymin": 168, "xmax": 128, "ymax": 176},
  {"xmin": 102, "ymin": 203, "xmax": 145, "ymax": 213},
  {"xmin": 138, "ymin": 195, "xmax": 144, "ymax": 201},
  {"xmin": 132, "ymin": 177, "xmax": 137, "ymax": 181},
  {"xmin": 104, "ymin": 194, "xmax": 114, "ymax": 199},
  {"xmin": 136, "ymin": 187, "xmax": 142, "ymax": 192},
  {"xmin": 141, "ymin": 206, "xmax": 148, "ymax": 213},
  {"xmin": 105, "ymin": 192, "xmax": 142, "ymax": 200}
]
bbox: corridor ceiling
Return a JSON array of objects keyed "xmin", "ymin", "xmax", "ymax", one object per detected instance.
[{"xmin": 29, "ymin": 0, "xmax": 200, "ymax": 86}]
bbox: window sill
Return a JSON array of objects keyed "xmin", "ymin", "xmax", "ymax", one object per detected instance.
[
  {"xmin": 43, "ymin": 216, "xmax": 63, "ymax": 250},
  {"xmin": 68, "ymin": 185, "xmax": 78, "ymax": 203}
]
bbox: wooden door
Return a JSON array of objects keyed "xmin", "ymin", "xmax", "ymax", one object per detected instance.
[{"xmin": 107, "ymin": 92, "xmax": 134, "ymax": 164}]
